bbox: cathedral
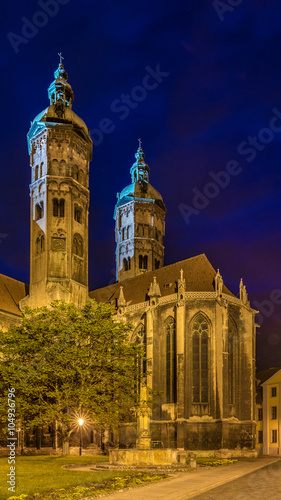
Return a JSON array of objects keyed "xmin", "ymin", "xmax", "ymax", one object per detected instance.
[{"xmin": 0, "ymin": 60, "xmax": 257, "ymax": 455}]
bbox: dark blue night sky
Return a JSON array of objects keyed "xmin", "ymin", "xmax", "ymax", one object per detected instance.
[{"xmin": 0, "ymin": 0, "xmax": 280, "ymax": 370}]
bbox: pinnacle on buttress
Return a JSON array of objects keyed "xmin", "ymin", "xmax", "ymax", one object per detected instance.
[{"xmin": 148, "ymin": 276, "xmax": 161, "ymax": 298}]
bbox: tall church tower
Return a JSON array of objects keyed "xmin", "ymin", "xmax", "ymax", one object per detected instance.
[
  {"xmin": 114, "ymin": 141, "xmax": 166, "ymax": 282},
  {"xmin": 20, "ymin": 57, "xmax": 92, "ymax": 309}
]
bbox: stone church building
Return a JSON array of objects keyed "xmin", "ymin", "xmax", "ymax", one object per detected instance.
[{"xmin": 0, "ymin": 60, "xmax": 257, "ymax": 454}]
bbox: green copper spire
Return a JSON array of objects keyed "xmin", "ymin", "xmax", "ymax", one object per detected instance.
[
  {"xmin": 130, "ymin": 139, "xmax": 150, "ymax": 183},
  {"xmin": 47, "ymin": 53, "xmax": 74, "ymax": 110}
]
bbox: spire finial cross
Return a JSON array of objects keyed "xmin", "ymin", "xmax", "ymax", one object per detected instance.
[
  {"xmin": 138, "ymin": 138, "xmax": 142, "ymax": 149},
  {"xmin": 58, "ymin": 52, "xmax": 64, "ymax": 65}
]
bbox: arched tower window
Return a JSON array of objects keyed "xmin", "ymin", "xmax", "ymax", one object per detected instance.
[
  {"xmin": 59, "ymin": 199, "xmax": 65, "ymax": 217},
  {"xmin": 35, "ymin": 165, "xmax": 39, "ymax": 181},
  {"xmin": 166, "ymin": 317, "xmax": 176, "ymax": 403},
  {"xmin": 228, "ymin": 317, "xmax": 236, "ymax": 405},
  {"xmin": 192, "ymin": 314, "xmax": 209, "ymax": 404},
  {"xmin": 73, "ymin": 165, "xmax": 79, "ymax": 181},
  {"xmin": 74, "ymin": 204, "xmax": 82, "ymax": 223},
  {"xmin": 155, "ymin": 258, "xmax": 160, "ymax": 270},
  {"xmin": 53, "ymin": 198, "xmax": 65, "ymax": 217},
  {"xmin": 123, "ymin": 257, "xmax": 131, "ymax": 271},
  {"xmin": 35, "ymin": 202, "xmax": 44, "ymax": 221},
  {"xmin": 53, "ymin": 198, "xmax": 58, "ymax": 217},
  {"xmin": 139, "ymin": 255, "xmax": 148, "ymax": 270},
  {"xmin": 73, "ymin": 234, "xmax": 83, "ymax": 257},
  {"xmin": 36, "ymin": 234, "xmax": 45, "ymax": 254}
]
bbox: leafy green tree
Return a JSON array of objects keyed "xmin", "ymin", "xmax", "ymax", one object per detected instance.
[{"xmin": 0, "ymin": 300, "xmax": 144, "ymax": 448}]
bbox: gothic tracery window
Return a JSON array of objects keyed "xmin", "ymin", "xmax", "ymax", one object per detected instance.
[
  {"xmin": 192, "ymin": 314, "xmax": 209, "ymax": 404},
  {"xmin": 228, "ymin": 317, "xmax": 236, "ymax": 405},
  {"xmin": 166, "ymin": 317, "xmax": 176, "ymax": 403}
]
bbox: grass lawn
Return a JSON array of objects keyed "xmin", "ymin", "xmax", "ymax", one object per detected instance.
[{"xmin": 0, "ymin": 455, "xmax": 132, "ymax": 500}]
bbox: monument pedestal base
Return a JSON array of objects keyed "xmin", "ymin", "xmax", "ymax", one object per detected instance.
[{"xmin": 109, "ymin": 448, "xmax": 177, "ymax": 466}]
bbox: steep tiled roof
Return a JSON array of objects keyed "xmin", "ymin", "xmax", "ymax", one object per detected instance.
[
  {"xmin": 89, "ymin": 254, "xmax": 235, "ymax": 305},
  {"xmin": 256, "ymin": 367, "xmax": 281, "ymax": 386},
  {"xmin": 0, "ymin": 274, "xmax": 28, "ymax": 317},
  {"xmin": 256, "ymin": 367, "xmax": 281, "ymax": 404}
]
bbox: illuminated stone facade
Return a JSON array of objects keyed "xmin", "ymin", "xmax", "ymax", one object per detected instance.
[
  {"xmin": 91, "ymin": 258, "xmax": 257, "ymax": 454},
  {"xmin": 20, "ymin": 61, "xmax": 92, "ymax": 309},
  {"xmin": 114, "ymin": 140, "xmax": 166, "ymax": 282},
  {"xmin": 0, "ymin": 61, "xmax": 258, "ymax": 455}
]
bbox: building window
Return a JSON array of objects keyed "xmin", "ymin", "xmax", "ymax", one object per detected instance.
[
  {"xmin": 35, "ymin": 202, "xmax": 44, "ymax": 221},
  {"xmin": 53, "ymin": 198, "xmax": 65, "ymax": 217},
  {"xmin": 271, "ymin": 429, "xmax": 277, "ymax": 443},
  {"xmin": 35, "ymin": 165, "xmax": 39, "ymax": 181},
  {"xmin": 73, "ymin": 165, "xmax": 79, "ymax": 181},
  {"xmin": 122, "ymin": 227, "xmax": 126, "ymax": 241},
  {"xmin": 74, "ymin": 205, "xmax": 82, "ymax": 223},
  {"xmin": 271, "ymin": 406, "xmax": 277, "ymax": 420},
  {"xmin": 36, "ymin": 235, "xmax": 45, "ymax": 254},
  {"xmin": 228, "ymin": 317, "xmax": 236, "ymax": 405},
  {"xmin": 192, "ymin": 314, "xmax": 209, "ymax": 404},
  {"xmin": 127, "ymin": 226, "xmax": 130, "ymax": 239},
  {"xmin": 155, "ymin": 259, "xmax": 160, "ymax": 270},
  {"xmin": 139, "ymin": 255, "xmax": 148, "ymax": 270},
  {"xmin": 40, "ymin": 162, "xmax": 43, "ymax": 178},
  {"xmin": 271, "ymin": 387, "xmax": 277, "ymax": 398},
  {"xmin": 257, "ymin": 407, "xmax": 263, "ymax": 421},
  {"xmin": 166, "ymin": 318, "xmax": 176, "ymax": 404},
  {"xmin": 123, "ymin": 257, "xmax": 131, "ymax": 271},
  {"xmin": 73, "ymin": 234, "xmax": 83, "ymax": 257},
  {"xmin": 257, "ymin": 430, "xmax": 263, "ymax": 444}
]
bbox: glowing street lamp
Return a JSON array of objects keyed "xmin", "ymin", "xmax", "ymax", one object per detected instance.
[{"xmin": 78, "ymin": 418, "xmax": 84, "ymax": 456}]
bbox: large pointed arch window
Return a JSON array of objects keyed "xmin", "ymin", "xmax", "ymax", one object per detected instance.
[
  {"xmin": 228, "ymin": 317, "xmax": 236, "ymax": 405},
  {"xmin": 192, "ymin": 314, "xmax": 209, "ymax": 404},
  {"xmin": 166, "ymin": 317, "xmax": 176, "ymax": 403}
]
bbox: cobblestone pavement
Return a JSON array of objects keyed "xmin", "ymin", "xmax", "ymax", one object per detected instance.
[
  {"xmin": 89, "ymin": 457, "xmax": 279, "ymax": 500},
  {"xmin": 191, "ymin": 459, "xmax": 281, "ymax": 500}
]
